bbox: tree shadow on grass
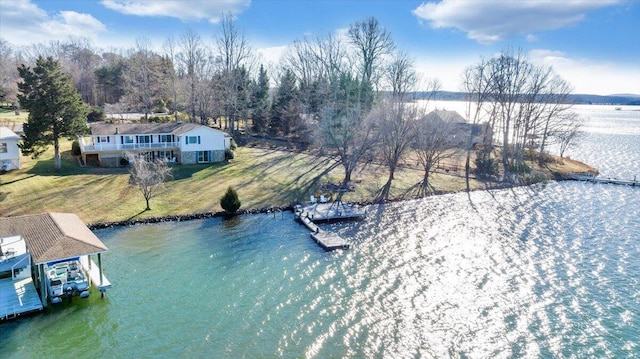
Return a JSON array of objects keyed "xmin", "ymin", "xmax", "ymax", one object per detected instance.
[
  {"xmin": 171, "ymin": 163, "xmax": 219, "ymax": 180},
  {"xmin": 0, "ymin": 174, "xmax": 36, "ymax": 186},
  {"xmin": 125, "ymin": 208, "xmax": 149, "ymax": 221}
]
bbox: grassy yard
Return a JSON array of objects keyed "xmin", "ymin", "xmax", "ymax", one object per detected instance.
[
  {"xmin": 0, "ymin": 139, "xmax": 488, "ymax": 224},
  {"xmin": 0, "ymin": 137, "xmax": 595, "ymax": 225},
  {"xmin": 0, "ymin": 108, "xmax": 28, "ymax": 123}
]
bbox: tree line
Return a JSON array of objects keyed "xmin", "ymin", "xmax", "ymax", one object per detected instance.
[{"xmin": 2, "ymin": 15, "xmax": 582, "ymax": 200}]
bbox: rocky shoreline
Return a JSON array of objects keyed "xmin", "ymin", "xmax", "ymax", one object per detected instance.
[{"xmin": 86, "ymin": 180, "xmax": 523, "ymax": 230}]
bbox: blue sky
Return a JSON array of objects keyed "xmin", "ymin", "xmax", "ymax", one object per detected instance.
[{"xmin": 1, "ymin": 0, "xmax": 638, "ymax": 95}]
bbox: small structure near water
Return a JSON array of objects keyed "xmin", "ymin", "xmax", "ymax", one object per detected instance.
[
  {"xmin": 294, "ymin": 200, "xmax": 367, "ymax": 251},
  {"xmin": 568, "ymin": 172, "xmax": 639, "ymax": 187},
  {"xmin": 0, "ymin": 213, "xmax": 111, "ymax": 321}
]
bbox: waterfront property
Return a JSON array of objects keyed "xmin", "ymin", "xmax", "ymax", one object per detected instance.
[
  {"xmin": 79, "ymin": 122, "xmax": 232, "ymax": 166},
  {"xmin": 0, "ymin": 126, "xmax": 21, "ymax": 172},
  {"xmin": 0, "ymin": 213, "xmax": 110, "ymax": 320}
]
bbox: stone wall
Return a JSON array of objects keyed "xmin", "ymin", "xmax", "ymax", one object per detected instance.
[{"xmin": 181, "ymin": 151, "xmax": 196, "ymax": 164}]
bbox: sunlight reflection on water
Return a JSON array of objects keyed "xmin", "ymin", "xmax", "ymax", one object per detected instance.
[{"xmin": 1, "ymin": 105, "xmax": 638, "ymax": 358}]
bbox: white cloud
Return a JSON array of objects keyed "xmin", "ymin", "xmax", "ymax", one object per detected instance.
[
  {"xmin": 100, "ymin": 0, "xmax": 250, "ymax": 23},
  {"xmin": 413, "ymin": 0, "xmax": 621, "ymax": 44},
  {"xmin": 528, "ymin": 49, "xmax": 640, "ymax": 95},
  {"xmin": 256, "ymin": 45, "xmax": 287, "ymax": 65},
  {"xmin": 0, "ymin": 0, "xmax": 106, "ymax": 45},
  {"xmin": 413, "ymin": 56, "xmax": 470, "ymax": 92},
  {"xmin": 411, "ymin": 50, "xmax": 640, "ymax": 96}
]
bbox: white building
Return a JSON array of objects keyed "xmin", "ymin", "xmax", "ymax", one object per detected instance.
[
  {"xmin": 79, "ymin": 122, "xmax": 232, "ymax": 166},
  {"xmin": 0, "ymin": 126, "xmax": 21, "ymax": 172}
]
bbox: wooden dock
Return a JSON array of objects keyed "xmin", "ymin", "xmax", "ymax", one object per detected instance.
[
  {"xmin": 569, "ymin": 173, "xmax": 639, "ymax": 187},
  {"xmin": 296, "ymin": 202, "xmax": 367, "ymax": 222},
  {"xmin": 295, "ymin": 204, "xmax": 355, "ymax": 251},
  {"xmin": 0, "ymin": 277, "xmax": 44, "ymax": 321}
]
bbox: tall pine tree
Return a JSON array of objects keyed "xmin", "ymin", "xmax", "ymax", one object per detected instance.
[
  {"xmin": 270, "ymin": 69, "xmax": 300, "ymax": 137},
  {"xmin": 250, "ymin": 64, "xmax": 270, "ymax": 135},
  {"xmin": 18, "ymin": 56, "xmax": 88, "ymax": 170}
]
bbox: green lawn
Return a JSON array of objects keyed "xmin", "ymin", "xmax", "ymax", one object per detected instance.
[
  {"xmin": 1, "ymin": 136, "xmax": 595, "ymax": 225},
  {"xmin": 0, "ymin": 139, "xmax": 492, "ymax": 224}
]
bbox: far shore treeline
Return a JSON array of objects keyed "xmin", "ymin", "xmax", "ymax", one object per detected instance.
[{"xmin": 1, "ymin": 15, "xmax": 603, "ymax": 218}]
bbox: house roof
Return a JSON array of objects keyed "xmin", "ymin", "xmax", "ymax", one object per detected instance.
[
  {"xmin": 425, "ymin": 109, "xmax": 467, "ymax": 124},
  {"xmin": 0, "ymin": 213, "xmax": 108, "ymax": 264},
  {"xmin": 0, "ymin": 126, "xmax": 20, "ymax": 140},
  {"xmin": 90, "ymin": 122, "xmax": 229, "ymax": 137}
]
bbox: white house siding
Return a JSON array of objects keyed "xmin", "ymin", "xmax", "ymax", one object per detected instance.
[
  {"xmin": 179, "ymin": 127, "xmax": 229, "ymax": 164},
  {"xmin": 0, "ymin": 127, "xmax": 21, "ymax": 171}
]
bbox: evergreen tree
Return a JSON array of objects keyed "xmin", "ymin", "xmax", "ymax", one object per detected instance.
[
  {"xmin": 220, "ymin": 186, "xmax": 241, "ymax": 214},
  {"xmin": 270, "ymin": 69, "xmax": 301, "ymax": 136},
  {"xmin": 251, "ymin": 65, "xmax": 270, "ymax": 134},
  {"xmin": 18, "ymin": 56, "xmax": 88, "ymax": 170}
]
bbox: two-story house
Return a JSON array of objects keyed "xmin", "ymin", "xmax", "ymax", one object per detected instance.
[{"xmin": 79, "ymin": 122, "xmax": 232, "ymax": 167}]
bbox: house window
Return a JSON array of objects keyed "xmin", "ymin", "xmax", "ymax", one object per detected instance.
[
  {"xmin": 159, "ymin": 134, "xmax": 172, "ymax": 143},
  {"xmin": 138, "ymin": 135, "xmax": 151, "ymax": 144},
  {"xmin": 0, "ymin": 143, "xmax": 6, "ymax": 153},
  {"xmin": 186, "ymin": 136, "xmax": 200, "ymax": 144},
  {"xmin": 122, "ymin": 135, "xmax": 134, "ymax": 144},
  {"xmin": 197, "ymin": 151, "xmax": 211, "ymax": 163},
  {"xmin": 97, "ymin": 136, "xmax": 110, "ymax": 143}
]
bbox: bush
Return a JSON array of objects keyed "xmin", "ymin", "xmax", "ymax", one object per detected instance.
[
  {"xmin": 119, "ymin": 157, "xmax": 130, "ymax": 167},
  {"xmin": 220, "ymin": 186, "xmax": 241, "ymax": 214},
  {"xmin": 87, "ymin": 107, "xmax": 106, "ymax": 122},
  {"xmin": 147, "ymin": 115, "xmax": 172, "ymax": 123},
  {"xmin": 474, "ymin": 157, "xmax": 499, "ymax": 178},
  {"xmin": 71, "ymin": 140, "xmax": 81, "ymax": 156},
  {"xmin": 224, "ymin": 148, "xmax": 235, "ymax": 161}
]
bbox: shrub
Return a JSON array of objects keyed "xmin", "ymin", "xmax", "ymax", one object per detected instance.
[
  {"xmin": 119, "ymin": 157, "xmax": 130, "ymax": 167},
  {"xmin": 224, "ymin": 148, "xmax": 235, "ymax": 161},
  {"xmin": 87, "ymin": 107, "xmax": 106, "ymax": 122},
  {"xmin": 220, "ymin": 186, "xmax": 241, "ymax": 214},
  {"xmin": 71, "ymin": 140, "xmax": 81, "ymax": 156},
  {"xmin": 474, "ymin": 157, "xmax": 499, "ymax": 178}
]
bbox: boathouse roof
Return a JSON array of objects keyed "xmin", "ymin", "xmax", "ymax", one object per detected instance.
[{"xmin": 0, "ymin": 213, "xmax": 107, "ymax": 264}]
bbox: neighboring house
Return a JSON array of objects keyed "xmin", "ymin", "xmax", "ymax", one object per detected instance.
[
  {"xmin": 79, "ymin": 122, "xmax": 232, "ymax": 166},
  {"xmin": 0, "ymin": 126, "xmax": 21, "ymax": 172},
  {"xmin": 424, "ymin": 109, "xmax": 489, "ymax": 147}
]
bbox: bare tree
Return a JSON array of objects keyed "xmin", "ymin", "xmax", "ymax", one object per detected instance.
[
  {"xmin": 0, "ymin": 39, "xmax": 19, "ymax": 105},
  {"xmin": 215, "ymin": 13, "xmax": 251, "ymax": 133},
  {"xmin": 412, "ymin": 113, "xmax": 459, "ymax": 197},
  {"xmin": 178, "ymin": 29, "xmax": 207, "ymax": 122},
  {"xmin": 462, "ymin": 58, "xmax": 493, "ymax": 190},
  {"xmin": 127, "ymin": 37, "xmax": 156, "ymax": 120},
  {"xmin": 317, "ymin": 107, "xmax": 378, "ymax": 193},
  {"xmin": 553, "ymin": 112, "xmax": 583, "ymax": 158},
  {"xmin": 128, "ymin": 155, "xmax": 173, "ymax": 211},
  {"xmin": 348, "ymin": 17, "xmax": 395, "ymax": 109},
  {"xmin": 536, "ymin": 74, "xmax": 573, "ymax": 163},
  {"xmin": 373, "ymin": 97, "xmax": 419, "ymax": 202},
  {"xmin": 163, "ymin": 36, "xmax": 180, "ymax": 121},
  {"xmin": 385, "ymin": 51, "xmax": 416, "ymax": 101}
]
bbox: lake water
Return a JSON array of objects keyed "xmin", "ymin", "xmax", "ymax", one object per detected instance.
[{"xmin": 1, "ymin": 104, "xmax": 639, "ymax": 358}]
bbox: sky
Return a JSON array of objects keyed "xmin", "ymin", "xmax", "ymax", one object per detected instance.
[{"xmin": 1, "ymin": 0, "xmax": 638, "ymax": 96}]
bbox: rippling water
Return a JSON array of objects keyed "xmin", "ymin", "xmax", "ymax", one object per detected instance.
[{"xmin": 1, "ymin": 105, "xmax": 639, "ymax": 358}]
